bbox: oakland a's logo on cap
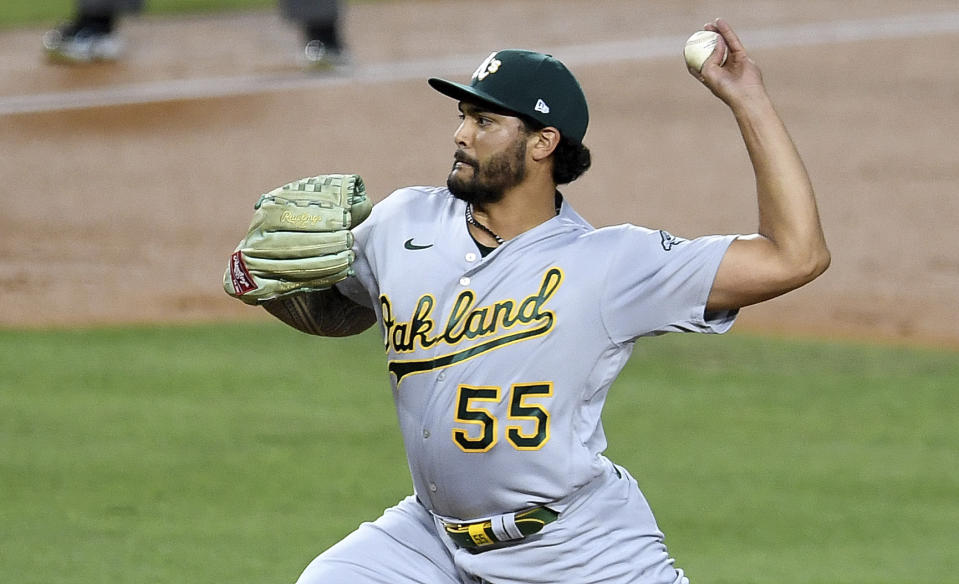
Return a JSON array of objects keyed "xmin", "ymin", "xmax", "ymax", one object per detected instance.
[
  {"xmin": 472, "ymin": 52, "xmax": 503, "ymax": 81},
  {"xmin": 429, "ymin": 49, "xmax": 589, "ymax": 143}
]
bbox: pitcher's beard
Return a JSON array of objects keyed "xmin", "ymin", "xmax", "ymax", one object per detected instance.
[
  {"xmin": 447, "ymin": 167, "xmax": 502, "ymax": 206},
  {"xmin": 447, "ymin": 138, "xmax": 527, "ymax": 207}
]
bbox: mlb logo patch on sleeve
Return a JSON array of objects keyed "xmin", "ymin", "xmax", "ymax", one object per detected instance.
[{"xmin": 659, "ymin": 231, "xmax": 686, "ymax": 251}]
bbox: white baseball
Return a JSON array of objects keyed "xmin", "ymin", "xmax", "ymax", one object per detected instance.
[{"xmin": 684, "ymin": 30, "xmax": 727, "ymax": 71}]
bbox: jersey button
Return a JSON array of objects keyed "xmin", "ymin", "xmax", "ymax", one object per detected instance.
[
  {"xmin": 465, "ymin": 252, "xmax": 477, "ymax": 262},
  {"xmin": 459, "ymin": 277, "xmax": 470, "ymax": 286},
  {"xmin": 429, "ymin": 483, "xmax": 438, "ymax": 493},
  {"xmin": 423, "ymin": 429, "xmax": 431, "ymax": 439}
]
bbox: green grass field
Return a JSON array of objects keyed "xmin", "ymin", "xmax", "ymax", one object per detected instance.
[{"xmin": 1, "ymin": 322, "xmax": 956, "ymax": 583}]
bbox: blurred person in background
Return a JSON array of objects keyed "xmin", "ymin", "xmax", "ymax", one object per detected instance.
[{"xmin": 42, "ymin": 0, "xmax": 346, "ymax": 69}]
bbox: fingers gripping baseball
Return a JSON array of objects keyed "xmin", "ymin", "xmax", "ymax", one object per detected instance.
[
  {"xmin": 224, "ymin": 174, "xmax": 372, "ymax": 305},
  {"xmin": 686, "ymin": 19, "xmax": 765, "ymax": 103}
]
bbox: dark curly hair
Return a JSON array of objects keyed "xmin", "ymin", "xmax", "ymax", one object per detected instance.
[{"xmin": 551, "ymin": 137, "xmax": 592, "ymax": 185}]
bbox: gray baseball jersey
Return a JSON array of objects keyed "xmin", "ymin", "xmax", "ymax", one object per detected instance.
[{"xmin": 338, "ymin": 186, "xmax": 737, "ymax": 522}]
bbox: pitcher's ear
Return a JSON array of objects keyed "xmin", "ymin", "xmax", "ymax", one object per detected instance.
[{"xmin": 530, "ymin": 127, "xmax": 561, "ymax": 161}]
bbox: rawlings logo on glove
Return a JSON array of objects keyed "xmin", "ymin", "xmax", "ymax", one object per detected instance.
[
  {"xmin": 223, "ymin": 174, "xmax": 372, "ymax": 305},
  {"xmin": 280, "ymin": 210, "xmax": 326, "ymax": 228},
  {"xmin": 229, "ymin": 251, "xmax": 258, "ymax": 295}
]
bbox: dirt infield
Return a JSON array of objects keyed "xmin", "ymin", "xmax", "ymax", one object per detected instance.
[{"xmin": 1, "ymin": 0, "xmax": 958, "ymax": 347}]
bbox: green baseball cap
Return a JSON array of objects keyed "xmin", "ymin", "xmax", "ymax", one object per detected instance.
[{"xmin": 429, "ymin": 49, "xmax": 589, "ymax": 144}]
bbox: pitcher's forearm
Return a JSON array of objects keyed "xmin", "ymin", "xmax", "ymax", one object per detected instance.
[
  {"xmin": 262, "ymin": 287, "xmax": 376, "ymax": 337},
  {"xmin": 733, "ymin": 94, "xmax": 829, "ymax": 270}
]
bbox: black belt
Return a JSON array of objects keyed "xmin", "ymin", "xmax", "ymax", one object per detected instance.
[{"xmin": 443, "ymin": 506, "xmax": 558, "ymax": 549}]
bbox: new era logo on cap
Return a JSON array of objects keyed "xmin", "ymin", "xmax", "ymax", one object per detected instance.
[{"xmin": 428, "ymin": 49, "xmax": 589, "ymax": 143}]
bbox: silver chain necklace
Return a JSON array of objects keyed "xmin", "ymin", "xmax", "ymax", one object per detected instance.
[{"xmin": 465, "ymin": 203, "xmax": 505, "ymax": 245}]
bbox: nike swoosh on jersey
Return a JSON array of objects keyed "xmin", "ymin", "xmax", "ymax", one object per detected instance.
[{"xmin": 404, "ymin": 238, "xmax": 433, "ymax": 250}]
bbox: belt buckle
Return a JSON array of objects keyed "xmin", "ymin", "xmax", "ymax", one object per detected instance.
[
  {"xmin": 444, "ymin": 518, "xmax": 495, "ymax": 549},
  {"xmin": 443, "ymin": 506, "xmax": 558, "ymax": 550}
]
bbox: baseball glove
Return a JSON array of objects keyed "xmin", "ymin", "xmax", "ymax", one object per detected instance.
[{"xmin": 224, "ymin": 174, "xmax": 372, "ymax": 305}]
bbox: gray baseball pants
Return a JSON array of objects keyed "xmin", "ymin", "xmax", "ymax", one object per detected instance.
[{"xmin": 295, "ymin": 460, "xmax": 690, "ymax": 584}]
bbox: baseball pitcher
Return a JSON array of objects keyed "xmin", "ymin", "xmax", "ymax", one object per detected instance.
[{"xmin": 224, "ymin": 19, "xmax": 829, "ymax": 584}]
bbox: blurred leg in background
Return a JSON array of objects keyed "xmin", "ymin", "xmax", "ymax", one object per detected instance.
[
  {"xmin": 42, "ymin": 0, "xmax": 346, "ymax": 70},
  {"xmin": 280, "ymin": 0, "xmax": 346, "ymax": 70},
  {"xmin": 42, "ymin": 0, "xmax": 142, "ymax": 64}
]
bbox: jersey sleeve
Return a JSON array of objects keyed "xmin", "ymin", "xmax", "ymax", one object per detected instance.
[
  {"xmin": 599, "ymin": 226, "xmax": 739, "ymax": 343},
  {"xmin": 334, "ymin": 187, "xmax": 425, "ymax": 310},
  {"xmin": 333, "ymin": 188, "xmax": 394, "ymax": 309}
]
